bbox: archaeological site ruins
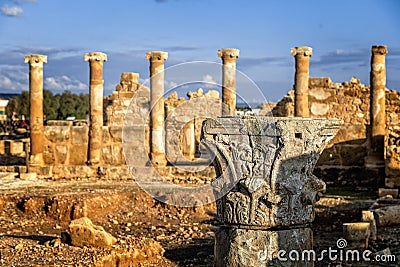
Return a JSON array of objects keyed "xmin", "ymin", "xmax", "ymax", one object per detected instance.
[{"xmin": 0, "ymin": 45, "xmax": 399, "ymax": 266}]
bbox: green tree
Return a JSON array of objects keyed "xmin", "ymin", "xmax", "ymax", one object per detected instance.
[{"xmin": 43, "ymin": 89, "xmax": 59, "ymax": 120}]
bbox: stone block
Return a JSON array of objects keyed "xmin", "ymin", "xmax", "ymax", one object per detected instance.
[
  {"xmin": 339, "ymin": 145, "xmax": 366, "ymax": 166},
  {"xmin": 378, "ymin": 188, "xmax": 399, "ymax": 198},
  {"xmin": 72, "ymin": 126, "xmax": 88, "ymax": 144},
  {"xmin": 55, "ymin": 145, "xmax": 68, "ymax": 164},
  {"xmin": 10, "ymin": 141, "xmax": 24, "ymax": 156},
  {"xmin": 102, "ymin": 145, "xmax": 124, "ymax": 165},
  {"xmin": 374, "ymin": 205, "xmax": 400, "ymax": 226},
  {"xmin": 20, "ymin": 172, "xmax": 37, "ymax": 180},
  {"xmin": 69, "ymin": 144, "xmax": 88, "ymax": 165},
  {"xmin": 109, "ymin": 126, "xmax": 122, "ymax": 143},
  {"xmin": 69, "ymin": 217, "xmax": 116, "ymax": 248},
  {"xmin": 43, "ymin": 145, "xmax": 55, "ymax": 165},
  {"xmin": 0, "ymin": 140, "xmax": 4, "ymax": 154},
  {"xmin": 47, "ymin": 120, "xmax": 73, "ymax": 126},
  {"xmin": 102, "ymin": 126, "xmax": 111, "ymax": 143},
  {"xmin": 385, "ymin": 177, "xmax": 400, "ymax": 188},
  {"xmin": 215, "ymin": 227, "xmax": 313, "ymax": 267},
  {"xmin": 44, "ymin": 126, "xmax": 71, "ymax": 143},
  {"xmin": 361, "ymin": 210, "xmax": 377, "ymax": 241},
  {"xmin": 343, "ymin": 222, "xmax": 370, "ymax": 250}
]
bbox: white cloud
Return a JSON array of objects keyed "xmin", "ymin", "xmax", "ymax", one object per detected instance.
[
  {"xmin": 202, "ymin": 74, "xmax": 217, "ymax": 88},
  {"xmin": 1, "ymin": 5, "xmax": 23, "ymax": 17},
  {"xmin": 45, "ymin": 76, "xmax": 87, "ymax": 91},
  {"xmin": 0, "ymin": 65, "xmax": 28, "ymax": 91}
]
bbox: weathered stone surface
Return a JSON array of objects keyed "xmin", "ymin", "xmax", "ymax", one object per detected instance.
[
  {"xmin": 215, "ymin": 227, "xmax": 313, "ymax": 267},
  {"xmin": 343, "ymin": 222, "xmax": 370, "ymax": 249},
  {"xmin": 378, "ymin": 188, "xmax": 399, "ymax": 198},
  {"xmin": 44, "ymin": 126, "xmax": 70, "ymax": 143},
  {"xmin": 291, "ymin": 46, "xmax": 312, "ymax": 117},
  {"xmin": 69, "ymin": 217, "xmax": 117, "ymax": 248},
  {"xmin": 218, "ymin": 48, "xmax": 239, "ymax": 116},
  {"xmin": 71, "ymin": 126, "xmax": 88, "ymax": 144},
  {"xmin": 202, "ymin": 117, "xmax": 341, "ymax": 228},
  {"xmin": 361, "ymin": 210, "xmax": 377, "ymax": 241},
  {"xmin": 202, "ymin": 116, "xmax": 341, "ymax": 267},
  {"xmin": 55, "ymin": 145, "xmax": 68, "ymax": 164},
  {"xmin": 374, "ymin": 205, "xmax": 400, "ymax": 226},
  {"xmin": 102, "ymin": 145, "xmax": 124, "ymax": 165},
  {"xmin": 69, "ymin": 144, "xmax": 88, "ymax": 165}
]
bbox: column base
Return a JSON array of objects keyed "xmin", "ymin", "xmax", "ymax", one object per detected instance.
[
  {"xmin": 28, "ymin": 153, "xmax": 44, "ymax": 168},
  {"xmin": 151, "ymin": 152, "xmax": 167, "ymax": 167},
  {"xmin": 215, "ymin": 226, "xmax": 313, "ymax": 267}
]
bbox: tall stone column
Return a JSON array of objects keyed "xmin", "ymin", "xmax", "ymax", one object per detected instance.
[
  {"xmin": 291, "ymin": 46, "xmax": 312, "ymax": 117},
  {"xmin": 218, "ymin": 48, "xmax": 240, "ymax": 116},
  {"xmin": 24, "ymin": 54, "xmax": 47, "ymax": 166},
  {"xmin": 84, "ymin": 52, "xmax": 107, "ymax": 165},
  {"xmin": 146, "ymin": 51, "xmax": 168, "ymax": 166},
  {"xmin": 369, "ymin": 45, "xmax": 388, "ymax": 159},
  {"xmin": 202, "ymin": 116, "xmax": 341, "ymax": 266}
]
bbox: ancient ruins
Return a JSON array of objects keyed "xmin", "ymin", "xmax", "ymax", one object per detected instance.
[{"xmin": 0, "ymin": 45, "xmax": 399, "ymax": 266}]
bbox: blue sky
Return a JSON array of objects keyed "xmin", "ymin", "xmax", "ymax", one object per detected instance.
[{"xmin": 0, "ymin": 0, "xmax": 399, "ymax": 102}]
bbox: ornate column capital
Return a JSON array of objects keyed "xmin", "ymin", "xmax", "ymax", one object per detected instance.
[
  {"xmin": 218, "ymin": 48, "xmax": 240, "ymax": 60},
  {"xmin": 291, "ymin": 46, "xmax": 313, "ymax": 57},
  {"xmin": 84, "ymin": 52, "xmax": 108, "ymax": 62},
  {"xmin": 146, "ymin": 51, "xmax": 168, "ymax": 62},
  {"xmin": 372, "ymin": 45, "xmax": 388, "ymax": 56},
  {"xmin": 24, "ymin": 54, "xmax": 47, "ymax": 66}
]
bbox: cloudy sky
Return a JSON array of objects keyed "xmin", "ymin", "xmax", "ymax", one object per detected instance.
[{"xmin": 0, "ymin": 0, "xmax": 399, "ymax": 102}]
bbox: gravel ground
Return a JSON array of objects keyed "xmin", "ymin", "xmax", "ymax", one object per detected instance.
[{"xmin": 0, "ymin": 179, "xmax": 398, "ymax": 266}]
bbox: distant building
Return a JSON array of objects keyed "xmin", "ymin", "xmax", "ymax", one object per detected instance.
[{"xmin": 0, "ymin": 99, "xmax": 8, "ymax": 121}]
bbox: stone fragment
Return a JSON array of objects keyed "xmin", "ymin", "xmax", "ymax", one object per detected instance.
[
  {"xmin": 374, "ymin": 205, "xmax": 400, "ymax": 226},
  {"xmin": 378, "ymin": 188, "xmax": 399, "ymax": 198},
  {"xmin": 343, "ymin": 222, "xmax": 370, "ymax": 249},
  {"xmin": 69, "ymin": 217, "xmax": 116, "ymax": 248},
  {"xmin": 361, "ymin": 210, "xmax": 377, "ymax": 241},
  {"xmin": 218, "ymin": 48, "xmax": 239, "ymax": 116}
]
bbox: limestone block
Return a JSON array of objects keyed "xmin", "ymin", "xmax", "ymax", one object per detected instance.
[
  {"xmin": 309, "ymin": 87, "xmax": 331, "ymax": 100},
  {"xmin": 69, "ymin": 217, "xmax": 116, "ymax": 248},
  {"xmin": 109, "ymin": 126, "xmax": 122, "ymax": 143},
  {"xmin": 43, "ymin": 145, "xmax": 55, "ymax": 165},
  {"xmin": 44, "ymin": 126, "xmax": 70, "ymax": 143},
  {"xmin": 310, "ymin": 102, "xmax": 329, "ymax": 116},
  {"xmin": 69, "ymin": 144, "xmax": 88, "ymax": 165},
  {"xmin": 374, "ymin": 205, "xmax": 400, "ymax": 226},
  {"xmin": 72, "ymin": 126, "xmax": 88, "ymax": 144},
  {"xmin": 20, "ymin": 172, "xmax": 37, "ymax": 180},
  {"xmin": 46, "ymin": 120, "xmax": 73, "ymax": 127},
  {"xmin": 10, "ymin": 141, "xmax": 24, "ymax": 156},
  {"xmin": 102, "ymin": 126, "xmax": 111, "ymax": 143},
  {"xmin": 102, "ymin": 145, "xmax": 124, "ymax": 165},
  {"xmin": 55, "ymin": 145, "xmax": 68, "ymax": 164},
  {"xmin": 378, "ymin": 188, "xmax": 399, "ymax": 198},
  {"xmin": 0, "ymin": 140, "xmax": 4, "ymax": 154},
  {"xmin": 215, "ymin": 227, "xmax": 313, "ymax": 267},
  {"xmin": 343, "ymin": 222, "xmax": 370, "ymax": 249},
  {"xmin": 361, "ymin": 210, "xmax": 377, "ymax": 241}
]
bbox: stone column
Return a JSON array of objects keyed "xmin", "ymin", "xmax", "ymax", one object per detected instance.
[
  {"xmin": 218, "ymin": 48, "xmax": 240, "ymax": 116},
  {"xmin": 146, "ymin": 51, "xmax": 168, "ymax": 166},
  {"xmin": 202, "ymin": 116, "xmax": 341, "ymax": 266},
  {"xmin": 370, "ymin": 45, "xmax": 388, "ymax": 159},
  {"xmin": 291, "ymin": 46, "xmax": 312, "ymax": 117},
  {"xmin": 24, "ymin": 54, "xmax": 47, "ymax": 166},
  {"xmin": 84, "ymin": 52, "xmax": 107, "ymax": 165},
  {"xmin": 181, "ymin": 119, "xmax": 195, "ymax": 160}
]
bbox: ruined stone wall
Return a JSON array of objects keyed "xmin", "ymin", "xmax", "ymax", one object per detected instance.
[
  {"xmin": 265, "ymin": 77, "xmax": 400, "ymax": 187},
  {"xmin": 165, "ymin": 88, "xmax": 222, "ymax": 163}
]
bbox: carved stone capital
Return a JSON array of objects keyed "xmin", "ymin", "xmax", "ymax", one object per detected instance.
[
  {"xmin": 372, "ymin": 45, "xmax": 388, "ymax": 56},
  {"xmin": 84, "ymin": 52, "xmax": 108, "ymax": 62},
  {"xmin": 24, "ymin": 54, "xmax": 47, "ymax": 66},
  {"xmin": 146, "ymin": 51, "xmax": 168, "ymax": 62},
  {"xmin": 291, "ymin": 46, "xmax": 313, "ymax": 57},
  {"xmin": 201, "ymin": 116, "xmax": 342, "ymax": 228},
  {"xmin": 218, "ymin": 48, "xmax": 240, "ymax": 60}
]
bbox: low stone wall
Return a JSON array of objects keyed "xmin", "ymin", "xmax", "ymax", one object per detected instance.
[{"xmin": 0, "ymin": 139, "xmax": 28, "ymax": 166}]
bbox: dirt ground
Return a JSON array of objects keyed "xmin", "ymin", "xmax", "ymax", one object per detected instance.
[{"xmin": 0, "ymin": 178, "xmax": 399, "ymax": 267}]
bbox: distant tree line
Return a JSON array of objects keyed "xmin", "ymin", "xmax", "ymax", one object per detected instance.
[{"xmin": 6, "ymin": 90, "xmax": 89, "ymax": 120}]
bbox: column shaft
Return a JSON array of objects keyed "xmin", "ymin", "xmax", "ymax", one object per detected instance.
[
  {"xmin": 370, "ymin": 45, "xmax": 387, "ymax": 157},
  {"xmin": 24, "ymin": 54, "xmax": 47, "ymax": 166},
  {"xmin": 146, "ymin": 51, "xmax": 168, "ymax": 166},
  {"xmin": 291, "ymin": 46, "xmax": 312, "ymax": 117},
  {"xmin": 85, "ymin": 52, "xmax": 107, "ymax": 165},
  {"xmin": 218, "ymin": 48, "xmax": 240, "ymax": 116}
]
